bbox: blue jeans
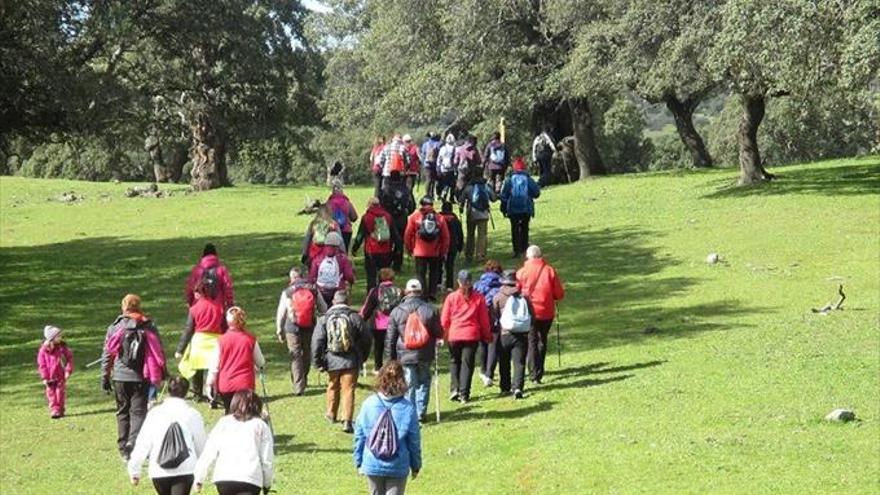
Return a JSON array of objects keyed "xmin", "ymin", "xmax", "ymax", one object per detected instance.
[{"xmin": 403, "ymin": 362, "xmax": 432, "ymax": 417}]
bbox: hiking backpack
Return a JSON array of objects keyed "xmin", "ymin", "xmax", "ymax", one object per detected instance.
[
  {"xmin": 417, "ymin": 212, "xmax": 440, "ymax": 241},
  {"xmin": 388, "ymin": 150, "xmax": 405, "ymax": 173},
  {"xmin": 376, "ymin": 285, "xmax": 401, "ymax": 314},
  {"xmin": 508, "ymin": 174, "xmax": 530, "ymax": 213},
  {"xmin": 200, "ymin": 266, "xmax": 219, "ymax": 299},
  {"xmin": 371, "ymin": 215, "xmax": 391, "ymax": 242},
  {"xmin": 470, "ymin": 182, "xmax": 490, "ymax": 212},
  {"xmin": 325, "ymin": 312, "xmax": 353, "ymax": 354},
  {"xmin": 118, "ymin": 326, "xmax": 146, "ymax": 370},
  {"xmin": 403, "ymin": 311, "xmax": 431, "ymax": 350},
  {"xmin": 500, "ymin": 294, "xmax": 531, "ymax": 333},
  {"xmin": 490, "ymin": 145, "xmax": 506, "ymax": 164},
  {"xmin": 313, "ymin": 220, "xmax": 332, "ymax": 245},
  {"xmin": 157, "ymin": 421, "xmax": 190, "ymax": 469},
  {"xmin": 289, "ymin": 286, "xmax": 316, "ymax": 328},
  {"xmin": 438, "ymin": 145, "xmax": 455, "ymax": 173},
  {"xmin": 316, "ymin": 256, "xmax": 342, "ymax": 289},
  {"xmin": 367, "ymin": 401, "xmax": 399, "ymax": 460},
  {"xmin": 331, "ymin": 206, "xmax": 348, "ymax": 231},
  {"xmin": 426, "ymin": 143, "xmax": 439, "ymax": 163},
  {"xmin": 537, "ymin": 134, "xmax": 553, "ymax": 155}
]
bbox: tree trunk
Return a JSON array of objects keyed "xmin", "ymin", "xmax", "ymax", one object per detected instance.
[
  {"xmin": 737, "ymin": 93, "xmax": 770, "ymax": 185},
  {"xmin": 664, "ymin": 95, "xmax": 712, "ymax": 168},
  {"xmin": 568, "ymin": 98, "xmax": 605, "ymax": 179},
  {"xmin": 189, "ymin": 111, "xmax": 228, "ymax": 190}
]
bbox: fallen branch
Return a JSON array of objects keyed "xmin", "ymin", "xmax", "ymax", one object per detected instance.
[{"xmin": 812, "ymin": 284, "xmax": 845, "ymax": 314}]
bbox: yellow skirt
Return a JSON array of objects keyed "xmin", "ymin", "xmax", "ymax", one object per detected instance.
[{"xmin": 178, "ymin": 332, "xmax": 220, "ymax": 378}]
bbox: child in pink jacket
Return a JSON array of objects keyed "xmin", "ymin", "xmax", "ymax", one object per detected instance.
[{"xmin": 37, "ymin": 325, "xmax": 73, "ymax": 418}]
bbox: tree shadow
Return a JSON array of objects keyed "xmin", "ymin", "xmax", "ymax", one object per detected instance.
[
  {"xmin": 436, "ymin": 400, "xmax": 555, "ymax": 424},
  {"xmin": 273, "ymin": 434, "xmax": 351, "ymax": 456},
  {"xmin": 701, "ymin": 158, "xmax": 880, "ymax": 199},
  {"xmin": 545, "ymin": 360, "xmax": 664, "ymax": 382},
  {"xmin": 535, "ymin": 374, "xmax": 634, "ymax": 393}
]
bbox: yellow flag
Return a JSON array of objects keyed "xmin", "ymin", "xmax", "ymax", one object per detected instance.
[{"xmin": 499, "ymin": 118, "xmax": 506, "ymax": 143}]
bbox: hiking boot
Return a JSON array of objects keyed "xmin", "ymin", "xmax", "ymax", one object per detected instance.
[
  {"xmin": 513, "ymin": 389, "xmax": 524, "ymax": 400},
  {"xmin": 459, "ymin": 396, "xmax": 469, "ymax": 404},
  {"xmin": 324, "ymin": 413, "xmax": 337, "ymax": 424},
  {"xmin": 449, "ymin": 392, "xmax": 460, "ymax": 402},
  {"xmin": 480, "ymin": 373, "xmax": 493, "ymax": 387},
  {"xmin": 342, "ymin": 421, "xmax": 354, "ymax": 434}
]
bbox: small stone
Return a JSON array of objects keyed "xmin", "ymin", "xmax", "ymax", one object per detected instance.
[
  {"xmin": 706, "ymin": 253, "xmax": 720, "ymax": 264},
  {"xmin": 446, "ymin": 448, "xmax": 456, "ymax": 456},
  {"xmin": 825, "ymin": 409, "xmax": 855, "ymax": 422}
]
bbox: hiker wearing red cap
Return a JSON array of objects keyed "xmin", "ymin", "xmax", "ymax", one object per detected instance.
[{"xmin": 500, "ymin": 158, "xmax": 541, "ymax": 258}]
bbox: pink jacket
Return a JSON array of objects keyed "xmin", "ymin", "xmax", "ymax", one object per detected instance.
[
  {"xmin": 37, "ymin": 343, "xmax": 73, "ymax": 382},
  {"xmin": 185, "ymin": 255, "xmax": 235, "ymax": 308},
  {"xmin": 309, "ymin": 246, "xmax": 356, "ymax": 289},
  {"xmin": 105, "ymin": 325, "xmax": 167, "ymax": 386},
  {"xmin": 326, "ymin": 192, "xmax": 359, "ymax": 234}
]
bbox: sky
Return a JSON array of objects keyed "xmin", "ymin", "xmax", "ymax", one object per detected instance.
[{"xmin": 302, "ymin": 0, "xmax": 331, "ymax": 13}]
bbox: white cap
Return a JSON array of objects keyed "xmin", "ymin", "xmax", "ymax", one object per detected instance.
[
  {"xmin": 405, "ymin": 279, "xmax": 422, "ymax": 293},
  {"xmin": 402, "ymin": 134, "xmax": 412, "ymax": 142}
]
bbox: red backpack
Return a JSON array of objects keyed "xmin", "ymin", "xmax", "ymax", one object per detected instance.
[
  {"xmin": 388, "ymin": 151, "xmax": 405, "ymax": 173},
  {"xmin": 403, "ymin": 311, "xmax": 430, "ymax": 350},
  {"xmin": 289, "ymin": 286, "xmax": 316, "ymax": 328}
]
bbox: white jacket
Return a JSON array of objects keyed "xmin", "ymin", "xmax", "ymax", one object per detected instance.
[
  {"xmin": 194, "ymin": 415, "xmax": 274, "ymax": 488},
  {"xmin": 127, "ymin": 397, "xmax": 207, "ymax": 480}
]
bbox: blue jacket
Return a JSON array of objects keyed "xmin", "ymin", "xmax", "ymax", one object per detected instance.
[
  {"xmin": 354, "ymin": 394, "xmax": 422, "ymax": 478},
  {"xmin": 474, "ymin": 272, "xmax": 502, "ymax": 310},
  {"xmin": 500, "ymin": 171, "xmax": 541, "ymax": 217}
]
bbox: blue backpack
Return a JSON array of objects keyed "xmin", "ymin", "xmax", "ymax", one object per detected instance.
[
  {"xmin": 367, "ymin": 399, "xmax": 399, "ymax": 460},
  {"xmin": 471, "ymin": 182, "xmax": 490, "ymax": 212},
  {"xmin": 332, "ymin": 207, "xmax": 348, "ymax": 230},
  {"xmin": 490, "ymin": 145, "xmax": 506, "ymax": 164},
  {"xmin": 508, "ymin": 174, "xmax": 529, "ymax": 214}
]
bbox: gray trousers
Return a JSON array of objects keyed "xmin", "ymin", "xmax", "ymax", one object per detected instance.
[
  {"xmin": 367, "ymin": 476, "xmax": 407, "ymax": 495},
  {"xmin": 285, "ymin": 329, "xmax": 313, "ymax": 394}
]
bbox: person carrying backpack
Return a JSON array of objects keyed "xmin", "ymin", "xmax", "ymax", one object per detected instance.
[
  {"xmin": 309, "ymin": 231, "xmax": 356, "ymax": 308},
  {"xmin": 420, "ymin": 132, "xmax": 442, "ymax": 197},
  {"xmin": 531, "ymin": 126, "xmax": 558, "ymax": 187},
  {"xmin": 402, "ymin": 134, "xmax": 421, "ymax": 191},
  {"xmin": 312, "ymin": 290, "xmax": 370, "ymax": 433},
  {"xmin": 326, "ymin": 180, "xmax": 359, "ymax": 253},
  {"xmin": 207, "ymin": 307, "xmax": 265, "ymax": 413},
  {"xmin": 436, "ymin": 133, "xmax": 457, "ymax": 203},
  {"xmin": 440, "ymin": 270, "xmax": 492, "ymax": 403},
  {"xmin": 354, "ymin": 361, "xmax": 422, "ymax": 495},
  {"xmin": 352, "ymin": 197, "xmax": 401, "ymax": 292},
  {"xmin": 404, "ymin": 196, "xmax": 450, "ymax": 302},
  {"xmin": 500, "ymin": 157, "xmax": 541, "ymax": 258},
  {"xmin": 276, "ymin": 267, "xmax": 327, "ymax": 396},
  {"xmin": 454, "ymin": 135, "xmax": 482, "ymax": 196},
  {"xmin": 185, "ymin": 243, "xmax": 235, "ymax": 311},
  {"xmin": 102, "ymin": 294, "xmax": 167, "ymax": 461},
  {"xmin": 492, "ymin": 270, "xmax": 534, "ymax": 399},
  {"xmin": 380, "ymin": 134, "xmax": 411, "ymax": 189},
  {"xmin": 516, "ymin": 245, "xmax": 565, "ymax": 384},
  {"xmin": 459, "ymin": 175, "xmax": 497, "ymax": 264},
  {"xmin": 438, "ymin": 201, "xmax": 464, "ymax": 292},
  {"xmin": 370, "ymin": 135, "xmax": 386, "ymax": 197},
  {"xmin": 301, "ymin": 204, "xmax": 341, "ymax": 268},
  {"xmin": 127, "ymin": 376, "xmax": 207, "ymax": 495},
  {"xmin": 379, "ymin": 174, "xmax": 415, "ymax": 272},
  {"xmin": 385, "ymin": 279, "xmax": 442, "ymax": 422},
  {"xmin": 360, "ymin": 268, "xmax": 402, "ymax": 374},
  {"xmin": 175, "ymin": 282, "xmax": 225, "ymax": 404},
  {"xmin": 37, "ymin": 325, "xmax": 73, "ymax": 419},
  {"xmin": 483, "ymin": 132, "xmax": 510, "ymax": 193},
  {"xmin": 473, "ymin": 260, "xmax": 503, "ymax": 387}
]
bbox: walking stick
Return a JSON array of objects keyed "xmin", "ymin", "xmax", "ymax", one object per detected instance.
[
  {"xmin": 259, "ymin": 369, "xmax": 274, "ymax": 435},
  {"xmin": 434, "ymin": 356, "xmax": 441, "ymax": 423},
  {"xmin": 489, "ymin": 208, "xmax": 496, "ymax": 230},
  {"xmin": 555, "ymin": 304, "xmax": 562, "ymax": 367}
]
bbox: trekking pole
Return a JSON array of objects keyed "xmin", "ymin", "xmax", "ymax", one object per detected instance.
[
  {"xmin": 85, "ymin": 357, "xmax": 103, "ymax": 369},
  {"xmin": 259, "ymin": 369, "xmax": 274, "ymax": 435},
  {"xmin": 489, "ymin": 209, "xmax": 496, "ymax": 230},
  {"xmin": 555, "ymin": 304, "xmax": 562, "ymax": 367},
  {"xmin": 434, "ymin": 356, "xmax": 441, "ymax": 423}
]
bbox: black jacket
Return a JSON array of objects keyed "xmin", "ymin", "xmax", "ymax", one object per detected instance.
[
  {"xmin": 312, "ymin": 304, "xmax": 370, "ymax": 372},
  {"xmin": 385, "ymin": 295, "xmax": 443, "ymax": 365}
]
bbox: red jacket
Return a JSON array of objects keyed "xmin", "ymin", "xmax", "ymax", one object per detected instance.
[
  {"xmin": 189, "ymin": 296, "xmax": 224, "ymax": 333},
  {"xmin": 440, "ymin": 288, "xmax": 491, "ymax": 343},
  {"xmin": 404, "ymin": 207, "xmax": 450, "ymax": 258},
  {"xmin": 185, "ymin": 255, "xmax": 235, "ymax": 309},
  {"xmin": 216, "ymin": 329, "xmax": 257, "ymax": 394},
  {"xmin": 360, "ymin": 205, "xmax": 395, "ymax": 255},
  {"xmin": 309, "ymin": 246, "xmax": 356, "ymax": 289},
  {"xmin": 405, "ymin": 143, "xmax": 421, "ymax": 175},
  {"xmin": 517, "ymin": 258, "xmax": 565, "ymax": 320}
]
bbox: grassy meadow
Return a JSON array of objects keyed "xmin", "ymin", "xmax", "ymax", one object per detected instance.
[{"xmin": 1, "ymin": 156, "xmax": 878, "ymax": 494}]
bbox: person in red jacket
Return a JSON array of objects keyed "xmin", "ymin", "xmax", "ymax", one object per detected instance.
[
  {"xmin": 351, "ymin": 197, "xmax": 401, "ymax": 291},
  {"xmin": 185, "ymin": 243, "xmax": 235, "ymax": 311},
  {"xmin": 516, "ymin": 245, "xmax": 565, "ymax": 384},
  {"xmin": 404, "ymin": 196, "xmax": 450, "ymax": 302},
  {"xmin": 402, "ymin": 134, "xmax": 421, "ymax": 191},
  {"xmin": 208, "ymin": 307, "xmax": 265, "ymax": 413},
  {"xmin": 310, "ymin": 231, "xmax": 356, "ymax": 308},
  {"xmin": 440, "ymin": 270, "xmax": 492, "ymax": 403},
  {"xmin": 176, "ymin": 282, "xmax": 225, "ymax": 403}
]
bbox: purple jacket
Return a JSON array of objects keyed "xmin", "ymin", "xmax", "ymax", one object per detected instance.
[
  {"xmin": 185, "ymin": 255, "xmax": 235, "ymax": 308},
  {"xmin": 37, "ymin": 343, "xmax": 73, "ymax": 382},
  {"xmin": 326, "ymin": 192, "xmax": 359, "ymax": 234}
]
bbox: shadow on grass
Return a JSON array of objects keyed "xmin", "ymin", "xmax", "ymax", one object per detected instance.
[
  {"xmin": 545, "ymin": 360, "xmax": 664, "ymax": 382},
  {"xmin": 701, "ymin": 160, "xmax": 880, "ymax": 199},
  {"xmin": 439, "ymin": 400, "xmax": 555, "ymax": 424},
  {"xmin": 273, "ymin": 434, "xmax": 351, "ymax": 456}
]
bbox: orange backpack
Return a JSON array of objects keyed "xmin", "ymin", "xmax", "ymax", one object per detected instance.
[
  {"xmin": 403, "ymin": 311, "xmax": 430, "ymax": 350},
  {"xmin": 388, "ymin": 151, "xmax": 405, "ymax": 173}
]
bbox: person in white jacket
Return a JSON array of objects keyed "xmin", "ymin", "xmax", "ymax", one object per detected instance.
[
  {"xmin": 128, "ymin": 376, "xmax": 207, "ymax": 495},
  {"xmin": 194, "ymin": 390, "xmax": 274, "ymax": 495}
]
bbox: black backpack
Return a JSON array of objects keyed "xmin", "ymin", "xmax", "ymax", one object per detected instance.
[
  {"xmin": 157, "ymin": 421, "xmax": 190, "ymax": 468},
  {"xmin": 200, "ymin": 266, "xmax": 219, "ymax": 299},
  {"xmin": 118, "ymin": 326, "xmax": 146, "ymax": 371},
  {"xmin": 418, "ymin": 212, "xmax": 440, "ymax": 241}
]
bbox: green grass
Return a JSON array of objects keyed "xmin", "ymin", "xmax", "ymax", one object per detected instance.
[{"xmin": 1, "ymin": 156, "xmax": 878, "ymax": 494}]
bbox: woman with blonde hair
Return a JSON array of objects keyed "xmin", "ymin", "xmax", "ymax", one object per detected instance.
[
  {"xmin": 354, "ymin": 361, "xmax": 422, "ymax": 495},
  {"xmin": 207, "ymin": 307, "xmax": 265, "ymax": 413}
]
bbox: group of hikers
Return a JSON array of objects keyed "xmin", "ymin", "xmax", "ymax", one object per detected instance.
[{"xmin": 35, "ymin": 129, "xmax": 567, "ymax": 495}]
